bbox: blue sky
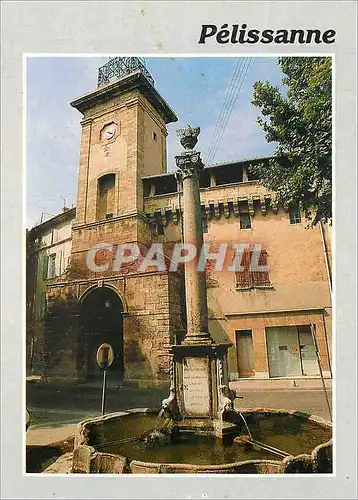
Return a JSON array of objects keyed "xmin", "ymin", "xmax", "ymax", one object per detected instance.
[{"xmin": 26, "ymin": 56, "xmax": 284, "ymax": 228}]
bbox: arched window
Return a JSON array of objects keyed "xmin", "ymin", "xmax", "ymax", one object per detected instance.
[{"xmin": 97, "ymin": 173, "xmax": 115, "ymax": 220}]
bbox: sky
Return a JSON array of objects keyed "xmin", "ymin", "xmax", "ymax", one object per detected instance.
[{"xmin": 26, "ymin": 56, "xmax": 284, "ymax": 228}]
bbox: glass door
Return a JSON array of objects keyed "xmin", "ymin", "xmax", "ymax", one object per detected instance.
[{"xmin": 266, "ymin": 326, "xmax": 302, "ymax": 377}]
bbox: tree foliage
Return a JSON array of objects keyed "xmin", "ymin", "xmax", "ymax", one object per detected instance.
[{"xmin": 251, "ymin": 57, "xmax": 332, "ymax": 225}]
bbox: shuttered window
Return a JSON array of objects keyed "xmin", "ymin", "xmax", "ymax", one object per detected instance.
[
  {"xmin": 42, "ymin": 255, "xmax": 49, "ymax": 280},
  {"xmin": 235, "ymin": 246, "xmax": 271, "ymax": 289},
  {"xmin": 48, "ymin": 254, "xmax": 56, "ymax": 278}
]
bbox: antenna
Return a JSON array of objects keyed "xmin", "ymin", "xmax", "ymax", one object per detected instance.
[{"xmin": 61, "ymin": 195, "xmax": 68, "ymax": 212}]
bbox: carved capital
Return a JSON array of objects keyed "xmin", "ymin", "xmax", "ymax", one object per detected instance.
[{"xmin": 175, "ymin": 150, "xmax": 204, "ymax": 181}]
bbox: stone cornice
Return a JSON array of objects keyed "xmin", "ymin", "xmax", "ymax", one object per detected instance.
[
  {"xmin": 145, "ymin": 194, "xmax": 275, "ymax": 227},
  {"xmin": 71, "ymin": 71, "xmax": 178, "ymax": 124},
  {"xmin": 72, "ymin": 211, "xmax": 148, "ymax": 230}
]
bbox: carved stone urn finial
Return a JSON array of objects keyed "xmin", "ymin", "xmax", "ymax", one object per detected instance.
[{"xmin": 176, "ymin": 125, "xmax": 201, "ymax": 151}]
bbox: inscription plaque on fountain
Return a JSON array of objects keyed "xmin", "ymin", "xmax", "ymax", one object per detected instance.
[{"xmin": 182, "ymin": 357, "xmax": 211, "ymax": 416}]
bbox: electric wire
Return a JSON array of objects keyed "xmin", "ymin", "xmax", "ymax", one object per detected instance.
[
  {"xmin": 206, "ymin": 59, "xmax": 246, "ymax": 162},
  {"xmin": 207, "ymin": 58, "xmax": 252, "ymax": 164},
  {"xmin": 206, "ymin": 58, "xmax": 252, "ymax": 165}
]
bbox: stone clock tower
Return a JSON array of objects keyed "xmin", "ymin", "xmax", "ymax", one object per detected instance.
[
  {"xmin": 43, "ymin": 59, "xmax": 181, "ymax": 385},
  {"xmin": 71, "ymin": 58, "xmax": 177, "ymax": 249}
]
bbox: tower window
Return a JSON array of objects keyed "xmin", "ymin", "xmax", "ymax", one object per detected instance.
[
  {"xmin": 153, "ymin": 132, "xmax": 157, "ymax": 141},
  {"xmin": 289, "ymin": 205, "xmax": 301, "ymax": 224},
  {"xmin": 97, "ymin": 173, "xmax": 115, "ymax": 221}
]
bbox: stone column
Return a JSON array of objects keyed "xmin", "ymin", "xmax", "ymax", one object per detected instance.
[
  {"xmin": 162, "ymin": 126, "xmax": 235, "ymax": 436},
  {"xmin": 175, "ymin": 127, "xmax": 212, "ymax": 346}
]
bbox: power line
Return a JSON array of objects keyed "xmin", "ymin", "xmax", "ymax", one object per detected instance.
[
  {"xmin": 27, "ymin": 192, "xmax": 75, "ymax": 202},
  {"xmin": 206, "ymin": 59, "xmax": 246, "ymax": 162},
  {"xmin": 207, "ymin": 58, "xmax": 252, "ymax": 164},
  {"xmin": 206, "ymin": 58, "xmax": 252, "ymax": 165}
]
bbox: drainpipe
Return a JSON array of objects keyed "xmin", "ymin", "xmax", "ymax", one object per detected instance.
[
  {"xmin": 319, "ymin": 220, "xmax": 332, "ymax": 297},
  {"xmin": 319, "ymin": 220, "xmax": 333, "ymax": 377}
]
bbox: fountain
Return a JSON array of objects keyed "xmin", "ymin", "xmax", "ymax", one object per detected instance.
[{"xmin": 70, "ymin": 126, "xmax": 332, "ymax": 475}]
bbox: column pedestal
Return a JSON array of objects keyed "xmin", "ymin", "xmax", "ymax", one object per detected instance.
[{"xmin": 164, "ymin": 343, "xmax": 236, "ymax": 437}]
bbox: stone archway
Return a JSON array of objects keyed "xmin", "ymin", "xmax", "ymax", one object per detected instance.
[{"xmin": 79, "ymin": 286, "xmax": 124, "ymax": 382}]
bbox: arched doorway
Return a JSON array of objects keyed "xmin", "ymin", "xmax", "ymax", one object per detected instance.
[{"xmin": 80, "ymin": 286, "xmax": 124, "ymax": 382}]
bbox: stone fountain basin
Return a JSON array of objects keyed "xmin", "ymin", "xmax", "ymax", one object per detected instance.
[{"xmin": 72, "ymin": 408, "xmax": 332, "ymax": 474}]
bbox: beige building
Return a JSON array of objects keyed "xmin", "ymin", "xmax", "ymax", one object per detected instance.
[
  {"xmin": 27, "ymin": 207, "xmax": 76, "ymax": 373},
  {"xmin": 26, "ymin": 60, "xmax": 332, "ymax": 386}
]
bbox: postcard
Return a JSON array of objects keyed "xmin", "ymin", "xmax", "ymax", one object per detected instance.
[{"xmin": 1, "ymin": 1, "xmax": 357, "ymax": 499}]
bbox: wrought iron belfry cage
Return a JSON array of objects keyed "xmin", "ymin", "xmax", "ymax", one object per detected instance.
[{"xmin": 97, "ymin": 57, "xmax": 155, "ymax": 87}]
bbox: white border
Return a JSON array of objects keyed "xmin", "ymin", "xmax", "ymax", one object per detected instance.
[{"xmin": 1, "ymin": 1, "xmax": 356, "ymax": 498}]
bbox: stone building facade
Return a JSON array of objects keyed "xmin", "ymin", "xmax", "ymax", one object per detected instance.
[
  {"xmin": 27, "ymin": 208, "xmax": 76, "ymax": 374},
  {"xmin": 26, "ymin": 68, "xmax": 332, "ymax": 386}
]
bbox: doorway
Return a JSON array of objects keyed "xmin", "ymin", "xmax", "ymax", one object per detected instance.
[
  {"xmin": 80, "ymin": 286, "xmax": 124, "ymax": 382},
  {"xmin": 235, "ymin": 330, "xmax": 255, "ymax": 378}
]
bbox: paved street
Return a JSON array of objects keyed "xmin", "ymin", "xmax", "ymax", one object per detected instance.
[{"xmin": 26, "ymin": 380, "xmax": 332, "ymax": 446}]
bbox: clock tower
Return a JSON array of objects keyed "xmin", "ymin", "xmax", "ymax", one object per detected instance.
[
  {"xmin": 70, "ymin": 58, "xmax": 177, "ymax": 252},
  {"xmin": 43, "ymin": 59, "xmax": 181, "ymax": 385}
]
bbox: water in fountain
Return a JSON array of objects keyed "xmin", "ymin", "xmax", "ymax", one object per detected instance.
[
  {"xmin": 137, "ymin": 408, "xmax": 173, "ymax": 449},
  {"xmin": 89, "ymin": 412, "xmax": 332, "ymax": 466}
]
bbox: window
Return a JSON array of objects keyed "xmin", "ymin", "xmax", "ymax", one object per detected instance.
[
  {"xmin": 42, "ymin": 255, "xmax": 49, "ymax": 280},
  {"xmin": 266, "ymin": 326, "xmax": 319, "ymax": 378},
  {"xmin": 289, "ymin": 205, "xmax": 301, "ymax": 224},
  {"xmin": 97, "ymin": 174, "xmax": 115, "ymax": 221},
  {"xmin": 48, "ymin": 253, "xmax": 56, "ymax": 278},
  {"xmin": 150, "ymin": 216, "xmax": 164, "ymax": 237},
  {"xmin": 235, "ymin": 246, "xmax": 271, "ymax": 289},
  {"xmin": 153, "ymin": 132, "xmax": 157, "ymax": 141},
  {"xmin": 156, "ymin": 222, "xmax": 164, "ymax": 236},
  {"xmin": 239, "ymin": 213, "xmax": 251, "ymax": 229},
  {"xmin": 202, "ymin": 218, "xmax": 208, "ymax": 234}
]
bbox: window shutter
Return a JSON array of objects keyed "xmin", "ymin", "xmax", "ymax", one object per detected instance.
[
  {"xmin": 57, "ymin": 250, "xmax": 63, "ymax": 276},
  {"xmin": 235, "ymin": 248, "xmax": 252, "ymax": 288},
  {"xmin": 42, "ymin": 255, "xmax": 49, "ymax": 280},
  {"xmin": 252, "ymin": 247, "xmax": 271, "ymax": 287}
]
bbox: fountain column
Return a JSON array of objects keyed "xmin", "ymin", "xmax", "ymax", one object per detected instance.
[
  {"xmin": 175, "ymin": 128, "xmax": 212, "ymax": 345},
  {"xmin": 163, "ymin": 126, "xmax": 235, "ymax": 437}
]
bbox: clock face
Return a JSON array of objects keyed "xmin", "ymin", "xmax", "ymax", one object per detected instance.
[{"xmin": 102, "ymin": 124, "xmax": 117, "ymax": 140}]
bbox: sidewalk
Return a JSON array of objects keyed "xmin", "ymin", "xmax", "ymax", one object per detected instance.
[{"xmin": 230, "ymin": 377, "xmax": 332, "ymax": 391}]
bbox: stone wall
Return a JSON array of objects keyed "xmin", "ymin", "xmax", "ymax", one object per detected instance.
[{"xmin": 42, "ymin": 269, "xmax": 183, "ymax": 385}]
